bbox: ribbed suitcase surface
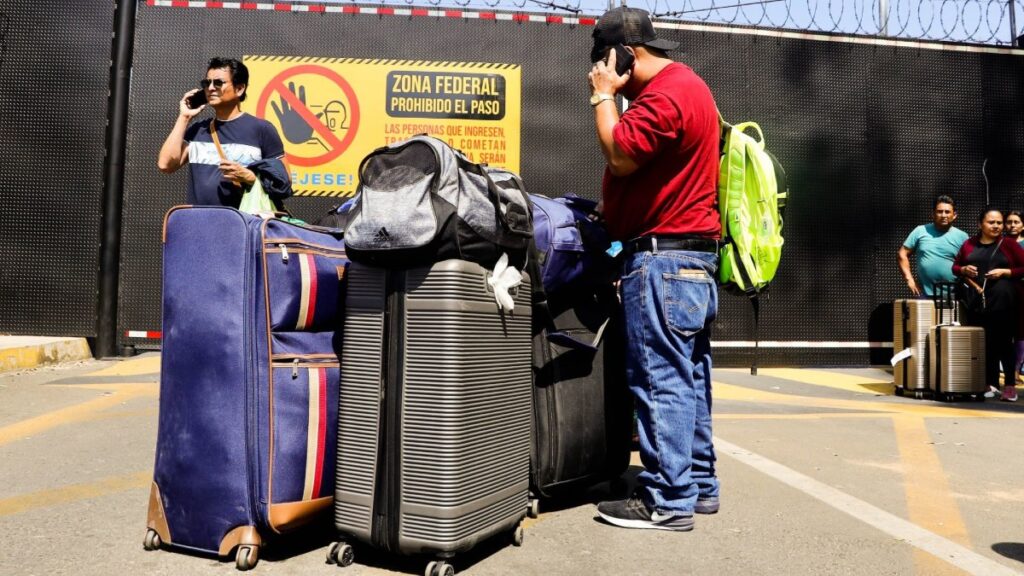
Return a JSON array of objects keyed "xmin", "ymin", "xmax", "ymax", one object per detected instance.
[
  {"xmin": 335, "ymin": 259, "xmax": 531, "ymax": 558},
  {"xmin": 928, "ymin": 325, "xmax": 986, "ymax": 394},
  {"xmin": 893, "ymin": 299, "xmax": 935, "ymax": 391}
]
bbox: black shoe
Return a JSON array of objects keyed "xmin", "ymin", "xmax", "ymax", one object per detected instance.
[
  {"xmin": 596, "ymin": 494, "xmax": 695, "ymax": 531},
  {"xmin": 695, "ymin": 496, "xmax": 720, "ymax": 514}
]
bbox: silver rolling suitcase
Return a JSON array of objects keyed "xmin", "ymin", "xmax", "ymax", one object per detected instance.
[
  {"xmin": 892, "ymin": 299, "xmax": 935, "ymax": 396},
  {"xmin": 928, "ymin": 282, "xmax": 986, "ymax": 400},
  {"xmin": 929, "ymin": 325, "xmax": 985, "ymax": 398},
  {"xmin": 329, "ymin": 260, "xmax": 532, "ymax": 576}
]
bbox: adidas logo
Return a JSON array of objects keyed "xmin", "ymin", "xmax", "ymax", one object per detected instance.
[{"xmin": 372, "ymin": 227, "xmax": 391, "ymax": 244}]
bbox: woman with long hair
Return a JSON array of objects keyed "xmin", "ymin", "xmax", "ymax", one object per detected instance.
[
  {"xmin": 952, "ymin": 207, "xmax": 1024, "ymax": 401},
  {"xmin": 1005, "ymin": 210, "xmax": 1024, "ymax": 243},
  {"xmin": 1007, "ymin": 210, "xmax": 1024, "ymax": 401}
]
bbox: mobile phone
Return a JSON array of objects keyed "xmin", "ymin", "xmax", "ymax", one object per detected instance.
[
  {"xmin": 186, "ymin": 89, "xmax": 207, "ymax": 110},
  {"xmin": 604, "ymin": 44, "xmax": 635, "ymax": 77}
]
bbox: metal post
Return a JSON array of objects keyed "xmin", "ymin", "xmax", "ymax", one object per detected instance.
[
  {"xmin": 1010, "ymin": 0, "xmax": 1018, "ymax": 46},
  {"xmin": 96, "ymin": 0, "xmax": 138, "ymax": 358},
  {"xmin": 879, "ymin": 0, "xmax": 889, "ymax": 36}
]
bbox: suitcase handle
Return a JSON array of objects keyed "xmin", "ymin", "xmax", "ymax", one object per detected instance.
[
  {"xmin": 933, "ymin": 281, "xmax": 958, "ymax": 325},
  {"xmin": 546, "ymin": 318, "xmax": 610, "ymax": 352}
]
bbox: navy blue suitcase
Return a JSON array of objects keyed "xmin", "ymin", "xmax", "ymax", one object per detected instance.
[{"xmin": 145, "ymin": 206, "xmax": 348, "ymax": 570}]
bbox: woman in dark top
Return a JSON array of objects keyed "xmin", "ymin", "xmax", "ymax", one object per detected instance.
[{"xmin": 952, "ymin": 208, "xmax": 1024, "ymax": 399}]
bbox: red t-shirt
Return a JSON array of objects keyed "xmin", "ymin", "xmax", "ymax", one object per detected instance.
[{"xmin": 602, "ymin": 62, "xmax": 721, "ymax": 241}]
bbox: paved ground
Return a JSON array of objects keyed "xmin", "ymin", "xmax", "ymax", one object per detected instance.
[{"xmin": 1, "ymin": 355, "xmax": 1023, "ymax": 575}]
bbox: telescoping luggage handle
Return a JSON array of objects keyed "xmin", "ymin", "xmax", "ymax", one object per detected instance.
[
  {"xmin": 931, "ymin": 280, "xmax": 959, "ymax": 395},
  {"xmin": 933, "ymin": 281, "xmax": 959, "ymax": 326}
]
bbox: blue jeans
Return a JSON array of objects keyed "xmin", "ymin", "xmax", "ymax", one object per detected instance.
[{"xmin": 620, "ymin": 249, "xmax": 719, "ymax": 514}]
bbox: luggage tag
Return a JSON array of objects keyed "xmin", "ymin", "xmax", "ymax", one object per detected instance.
[
  {"xmin": 890, "ymin": 348, "xmax": 913, "ymax": 366},
  {"xmin": 677, "ymin": 269, "xmax": 708, "ymax": 279},
  {"xmin": 606, "ymin": 241, "xmax": 622, "ymax": 258}
]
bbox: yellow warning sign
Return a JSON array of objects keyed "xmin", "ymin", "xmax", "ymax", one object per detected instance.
[{"xmin": 245, "ymin": 56, "xmax": 522, "ymax": 198}]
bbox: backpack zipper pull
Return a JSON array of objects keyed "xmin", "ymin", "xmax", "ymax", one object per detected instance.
[
  {"xmin": 291, "ymin": 358, "xmax": 299, "ymax": 379},
  {"xmin": 280, "ymin": 244, "xmax": 289, "ymax": 262}
]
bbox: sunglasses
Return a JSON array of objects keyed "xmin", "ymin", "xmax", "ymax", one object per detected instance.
[{"xmin": 200, "ymin": 78, "xmax": 230, "ymax": 90}]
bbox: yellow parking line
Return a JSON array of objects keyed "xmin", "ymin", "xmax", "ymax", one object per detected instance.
[
  {"xmin": 715, "ymin": 412, "xmax": 889, "ymax": 420},
  {"xmin": 0, "ymin": 471, "xmax": 150, "ymax": 517},
  {"xmin": 743, "ymin": 368, "xmax": 894, "ymax": 396},
  {"xmin": 716, "ymin": 437, "xmax": 1009, "ymax": 576},
  {"xmin": 713, "ymin": 381, "xmax": 1018, "ymax": 419},
  {"xmin": 0, "ymin": 384, "xmax": 157, "ymax": 446},
  {"xmin": 891, "ymin": 415, "xmax": 972, "ymax": 575},
  {"xmin": 88, "ymin": 355, "xmax": 161, "ymax": 377}
]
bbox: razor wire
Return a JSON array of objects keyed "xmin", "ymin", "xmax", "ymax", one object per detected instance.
[
  {"xmin": 649, "ymin": 0, "xmax": 1021, "ymax": 45},
  {"xmin": 344, "ymin": 0, "xmax": 1024, "ymax": 45}
]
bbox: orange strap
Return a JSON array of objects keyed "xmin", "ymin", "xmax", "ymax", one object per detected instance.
[{"xmin": 209, "ymin": 120, "xmax": 240, "ymax": 186}]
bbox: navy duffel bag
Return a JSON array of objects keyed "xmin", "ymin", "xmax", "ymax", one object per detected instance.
[{"xmin": 529, "ymin": 194, "xmax": 617, "ymax": 295}]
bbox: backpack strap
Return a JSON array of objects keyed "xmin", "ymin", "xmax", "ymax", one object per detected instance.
[
  {"xmin": 209, "ymin": 120, "xmax": 241, "ymax": 187},
  {"xmin": 717, "ymin": 110, "xmax": 733, "ymax": 157},
  {"xmin": 732, "ymin": 121, "xmax": 765, "ymax": 149},
  {"xmin": 749, "ymin": 293, "xmax": 761, "ymax": 376}
]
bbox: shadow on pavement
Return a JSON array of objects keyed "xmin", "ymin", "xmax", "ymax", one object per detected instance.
[
  {"xmin": 992, "ymin": 542, "xmax": 1024, "ymax": 564},
  {"xmin": 261, "ymin": 518, "xmax": 337, "ymax": 562},
  {"xmin": 532, "ymin": 465, "xmax": 642, "ymax": 515}
]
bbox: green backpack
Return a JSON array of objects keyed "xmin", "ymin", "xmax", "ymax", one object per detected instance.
[
  {"xmin": 718, "ymin": 119, "xmax": 787, "ymax": 293},
  {"xmin": 717, "ymin": 117, "xmax": 789, "ymax": 373}
]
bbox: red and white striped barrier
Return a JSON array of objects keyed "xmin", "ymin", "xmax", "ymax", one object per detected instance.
[
  {"xmin": 124, "ymin": 330, "xmax": 162, "ymax": 339},
  {"xmin": 145, "ymin": 1, "xmax": 597, "ymax": 26}
]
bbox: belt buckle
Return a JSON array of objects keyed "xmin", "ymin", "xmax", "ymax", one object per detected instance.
[{"xmin": 650, "ymin": 236, "xmax": 658, "ymax": 254}]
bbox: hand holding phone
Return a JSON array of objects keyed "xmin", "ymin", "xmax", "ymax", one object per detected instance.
[
  {"xmin": 185, "ymin": 89, "xmax": 207, "ymax": 110},
  {"xmin": 604, "ymin": 45, "xmax": 635, "ymax": 77}
]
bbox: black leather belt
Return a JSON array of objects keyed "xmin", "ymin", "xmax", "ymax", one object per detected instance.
[{"xmin": 623, "ymin": 235, "xmax": 720, "ymax": 257}]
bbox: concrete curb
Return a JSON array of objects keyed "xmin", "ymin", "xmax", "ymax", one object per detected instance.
[{"xmin": 0, "ymin": 337, "xmax": 94, "ymax": 373}]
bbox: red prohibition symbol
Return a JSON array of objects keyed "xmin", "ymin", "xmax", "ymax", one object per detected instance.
[{"xmin": 256, "ymin": 64, "xmax": 361, "ymax": 168}]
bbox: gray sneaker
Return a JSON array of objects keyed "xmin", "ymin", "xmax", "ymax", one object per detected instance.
[
  {"xmin": 695, "ymin": 496, "xmax": 720, "ymax": 514},
  {"xmin": 596, "ymin": 495, "xmax": 695, "ymax": 532}
]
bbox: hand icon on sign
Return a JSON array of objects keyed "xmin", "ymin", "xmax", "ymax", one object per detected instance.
[{"xmin": 271, "ymin": 82, "xmax": 324, "ymax": 145}]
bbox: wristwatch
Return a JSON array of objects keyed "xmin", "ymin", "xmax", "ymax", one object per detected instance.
[{"xmin": 590, "ymin": 93, "xmax": 615, "ymax": 107}]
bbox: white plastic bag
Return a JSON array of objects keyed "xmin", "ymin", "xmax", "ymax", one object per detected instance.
[{"xmin": 487, "ymin": 253, "xmax": 522, "ymax": 312}]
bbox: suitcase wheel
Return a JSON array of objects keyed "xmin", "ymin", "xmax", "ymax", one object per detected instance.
[
  {"xmin": 425, "ymin": 560, "xmax": 455, "ymax": 576},
  {"xmin": 512, "ymin": 524, "xmax": 525, "ymax": 547},
  {"xmin": 527, "ymin": 497, "xmax": 540, "ymax": 519},
  {"xmin": 235, "ymin": 544, "xmax": 259, "ymax": 571},
  {"xmin": 326, "ymin": 541, "xmax": 355, "ymax": 567},
  {"xmin": 894, "ymin": 386, "xmax": 904, "ymax": 397},
  {"xmin": 142, "ymin": 528, "xmax": 161, "ymax": 551}
]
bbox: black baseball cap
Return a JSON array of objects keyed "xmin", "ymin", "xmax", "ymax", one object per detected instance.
[{"xmin": 590, "ymin": 7, "xmax": 679, "ymax": 62}]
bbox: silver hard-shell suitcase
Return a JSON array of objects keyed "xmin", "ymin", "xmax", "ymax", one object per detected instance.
[
  {"xmin": 927, "ymin": 282, "xmax": 986, "ymax": 399},
  {"xmin": 893, "ymin": 299, "xmax": 935, "ymax": 394},
  {"xmin": 928, "ymin": 325, "xmax": 986, "ymax": 397},
  {"xmin": 330, "ymin": 260, "xmax": 531, "ymax": 576}
]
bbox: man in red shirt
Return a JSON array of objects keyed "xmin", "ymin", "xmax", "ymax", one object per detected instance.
[{"xmin": 589, "ymin": 7, "xmax": 722, "ymax": 532}]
